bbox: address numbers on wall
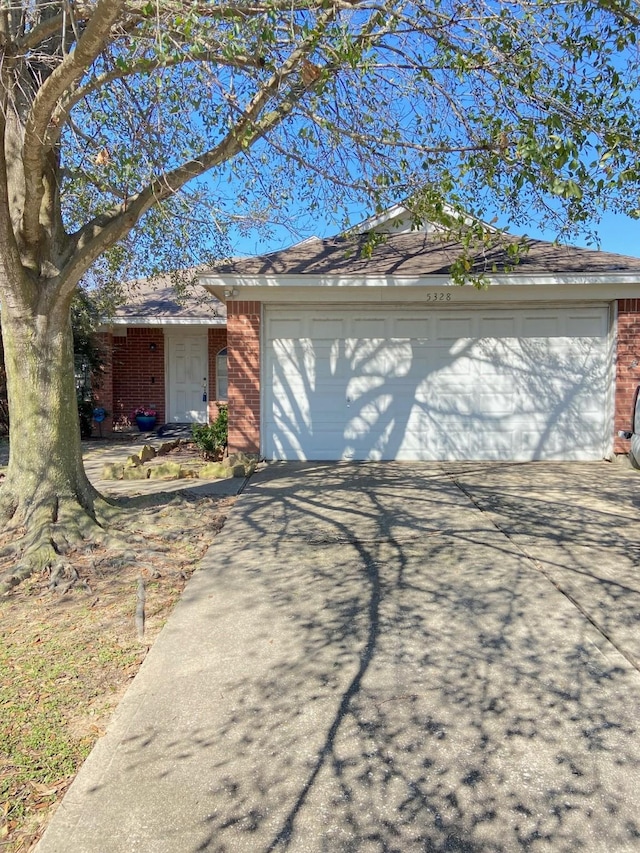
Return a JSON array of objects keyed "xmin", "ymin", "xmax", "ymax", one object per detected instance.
[{"xmin": 424, "ymin": 292, "xmax": 453, "ymax": 302}]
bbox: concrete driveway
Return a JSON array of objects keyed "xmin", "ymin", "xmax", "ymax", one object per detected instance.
[{"xmin": 37, "ymin": 461, "xmax": 640, "ymax": 853}]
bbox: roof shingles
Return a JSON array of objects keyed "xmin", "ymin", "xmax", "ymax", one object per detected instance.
[{"xmin": 209, "ymin": 232, "xmax": 640, "ymax": 278}]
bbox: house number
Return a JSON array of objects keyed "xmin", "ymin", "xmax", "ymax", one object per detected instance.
[{"xmin": 425, "ymin": 292, "xmax": 452, "ymax": 302}]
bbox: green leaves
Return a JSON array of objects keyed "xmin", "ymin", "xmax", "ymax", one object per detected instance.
[
  {"xmin": 551, "ymin": 178, "xmax": 584, "ymax": 200},
  {"xmin": 6, "ymin": 0, "xmax": 640, "ymax": 285}
]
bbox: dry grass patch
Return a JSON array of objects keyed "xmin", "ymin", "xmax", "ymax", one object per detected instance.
[{"xmin": 0, "ymin": 489, "xmax": 234, "ymax": 852}]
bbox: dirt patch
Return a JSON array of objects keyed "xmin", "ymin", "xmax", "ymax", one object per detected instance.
[{"xmin": 0, "ymin": 488, "xmax": 234, "ymax": 852}]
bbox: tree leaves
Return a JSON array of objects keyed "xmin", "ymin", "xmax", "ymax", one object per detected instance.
[{"xmin": 0, "ymin": 0, "xmax": 639, "ymax": 284}]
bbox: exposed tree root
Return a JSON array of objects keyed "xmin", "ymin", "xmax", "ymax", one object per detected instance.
[
  {"xmin": 0, "ymin": 484, "xmax": 225, "ymax": 594},
  {"xmin": 0, "ymin": 490, "xmax": 125, "ymax": 593}
]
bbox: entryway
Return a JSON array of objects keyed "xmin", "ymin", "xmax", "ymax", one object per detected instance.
[{"xmin": 165, "ymin": 331, "xmax": 208, "ymax": 423}]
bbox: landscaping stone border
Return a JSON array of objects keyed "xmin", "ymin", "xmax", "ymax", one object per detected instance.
[{"xmin": 101, "ymin": 442, "xmax": 257, "ymax": 482}]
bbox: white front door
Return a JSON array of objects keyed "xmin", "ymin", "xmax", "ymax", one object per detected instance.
[{"xmin": 166, "ymin": 333, "xmax": 208, "ymax": 422}]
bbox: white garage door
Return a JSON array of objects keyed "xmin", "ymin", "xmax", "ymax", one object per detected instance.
[{"xmin": 264, "ymin": 305, "xmax": 611, "ymax": 461}]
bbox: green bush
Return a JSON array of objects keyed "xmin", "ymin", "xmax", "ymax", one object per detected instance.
[{"xmin": 191, "ymin": 404, "xmax": 228, "ymax": 460}]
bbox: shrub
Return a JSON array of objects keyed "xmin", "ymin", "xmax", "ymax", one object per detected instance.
[{"xmin": 191, "ymin": 405, "xmax": 228, "ymax": 460}]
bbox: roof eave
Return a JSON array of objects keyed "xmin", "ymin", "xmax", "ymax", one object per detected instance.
[
  {"xmin": 106, "ymin": 316, "xmax": 226, "ymax": 327},
  {"xmin": 199, "ymin": 271, "xmax": 640, "ymax": 289}
]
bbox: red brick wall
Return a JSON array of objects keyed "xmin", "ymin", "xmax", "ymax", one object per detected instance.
[
  {"xmin": 208, "ymin": 327, "xmax": 228, "ymax": 421},
  {"xmin": 227, "ymin": 301, "xmax": 261, "ymax": 454},
  {"xmin": 112, "ymin": 328, "xmax": 165, "ymax": 427},
  {"xmin": 615, "ymin": 299, "xmax": 640, "ymax": 454}
]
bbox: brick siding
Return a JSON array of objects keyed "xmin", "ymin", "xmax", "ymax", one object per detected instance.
[
  {"xmin": 111, "ymin": 328, "xmax": 166, "ymax": 428},
  {"xmin": 227, "ymin": 301, "xmax": 261, "ymax": 454},
  {"xmin": 208, "ymin": 327, "xmax": 228, "ymax": 421},
  {"xmin": 615, "ymin": 299, "xmax": 640, "ymax": 454}
]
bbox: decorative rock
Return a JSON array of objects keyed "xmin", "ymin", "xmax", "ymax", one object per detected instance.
[
  {"xmin": 157, "ymin": 440, "xmax": 180, "ymax": 456},
  {"xmin": 123, "ymin": 466, "xmax": 151, "ymax": 480},
  {"xmin": 222, "ymin": 451, "xmax": 256, "ymax": 469},
  {"xmin": 102, "ymin": 463, "xmax": 124, "ymax": 480},
  {"xmin": 199, "ymin": 462, "xmax": 229, "ymax": 480},
  {"xmin": 125, "ymin": 453, "xmax": 142, "ymax": 468},
  {"xmin": 209, "ymin": 452, "xmax": 257, "ymax": 478},
  {"xmin": 139, "ymin": 444, "xmax": 157, "ymax": 463},
  {"xmin": 148, "ymin": 461, "xmax": 184, "ymax": 479}
]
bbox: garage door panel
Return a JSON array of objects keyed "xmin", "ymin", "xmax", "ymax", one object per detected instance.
[
  {"xmin": 309, "ymin": 318, "xmax": 347, "ymax": 338},
  {"xmin": 478, "ymin": 391, "xmax": 515, "ymax": 415},
  {"xmin": 566, "ymin": 313, "xmax": 608, "ymax": 336},
  {"xmin": 352, "ymin": 318, "xmax": 386, "ymax": 337},
  {"xmin": 522, "ymin": 314, "xmax": 560, "ymax": 336},
  {"xmin": 270, "ymin": 318, "xmax": 304, "ymax": 338},
  {"xmin": 348, "ymin": 341, "xmax": 388, "ymax": 373},
  {"xmin": 393, "ymin": 318, "xmax": 434, "ymax": 340},
  {"xmin": 436, "ymin": 316, "xmax": 474, "ymax": 339},
  {"xmin": 264, "ymin": 306, "xmax": 610, "ymax": 461},
  {"xmin": 416, "ymin": 387, "xmax": 475, "ymax": 416},
  {"xmin": 479, "ymin": 317, "xmax": 518, "ymax": 337}
]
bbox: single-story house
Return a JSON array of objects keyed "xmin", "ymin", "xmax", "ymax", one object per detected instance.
[
  {"xmin": 99, "ymin": 207, "xmax": 640, "ymax": 462},
  {"xmin": 97, "ymin": 271, "xmax": 228, "ymax": 433}
]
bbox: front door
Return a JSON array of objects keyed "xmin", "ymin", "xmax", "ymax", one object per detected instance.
[{"xmin": 166, "ymin": 333, "xmax": 208, "ymax": 422}]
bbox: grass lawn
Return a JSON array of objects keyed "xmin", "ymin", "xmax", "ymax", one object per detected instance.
[{"xmin": 0, "ymin": 486, "xmax": 233, "ymax": 852}]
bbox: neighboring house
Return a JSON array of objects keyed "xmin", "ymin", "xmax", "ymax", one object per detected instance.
[
  {"xmin": 97, "ymin": 273, "xmax": 228, "ymax": 433},
  {"xmin": 102, "ymin": 207, "xmax": 640, "ymax": 462}
]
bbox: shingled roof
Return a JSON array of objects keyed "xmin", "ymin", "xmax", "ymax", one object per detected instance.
[
  {"xmin": 114, "ymin": 270, "xmax": 225, "ymax": 321},
  {"xmin": 209, "ymin": 231, "xmax": 640, "ymax": 278}
]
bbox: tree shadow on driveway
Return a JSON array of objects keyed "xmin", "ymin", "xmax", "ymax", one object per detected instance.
[
  {"xmin": 444, "ymin": 461, "xmax": 640, "ymax": 669},
  {"xmin": 46, "ymin": 462, "xmax": 640, "ymax": 853},
  {"xmin": 181, "ymin": 463, "xmax": 640, "ymax": 852}
]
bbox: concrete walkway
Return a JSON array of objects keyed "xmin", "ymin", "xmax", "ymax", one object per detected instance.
[
  {"xmin": 36, "ymin": 461, "xmax": 640, "ymax": 853},
  {"xmin": 0, "ymin": 435, "xmax": 243, "ymax": 497},
  {"xmin": 80, "ymin": 437, "xmax": 244, "ymax": 497}
]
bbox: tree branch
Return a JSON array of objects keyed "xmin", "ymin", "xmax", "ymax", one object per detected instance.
[
  {"xmin": 21, "ymin": 0, "xmax": 127, "ymax": 259},
  {"xmin": 14, "ymin": 15, "xmax": 63, "ymax": 52},
  {"xmin": 60, "ymin": 3, "xmax": 354, "ymax": 293},
  {"xmin": 49, "ymin": 50, "xmax": 267, "ymax": 146}
]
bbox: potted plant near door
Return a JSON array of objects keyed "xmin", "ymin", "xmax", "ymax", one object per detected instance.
[{"xmin": 132, "ymin": 406, "xmax": 157, "ymax": 432}]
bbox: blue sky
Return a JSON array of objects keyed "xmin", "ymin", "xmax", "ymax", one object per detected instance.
[
  {"xmin": 233, "ymin": 207, "xmax": 640, "ymax": 259},
  {"xmin": 541, "ymin": 211, "xmax": 639, "ymax": 257}
]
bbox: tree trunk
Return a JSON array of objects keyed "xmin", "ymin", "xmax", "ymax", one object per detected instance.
[{"xmin": 0, "ymin": 271, "xmax": 103, "ymax": 580}]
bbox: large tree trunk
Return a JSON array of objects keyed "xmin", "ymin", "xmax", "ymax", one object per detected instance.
[{"xmin": 0, "ymin": 267, "xmax": 106, "ymax": 585}]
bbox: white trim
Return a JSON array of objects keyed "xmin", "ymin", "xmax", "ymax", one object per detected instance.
[
  {"xmin": 106, "ymin": 316, "xmax": 224, "ymax": 327},
  {"xmin": 201, "ymin": 271, "xmax": 640, "ymax": 289},
  {"xmin": 163, "ymin": 325, "xmax": 213, "ymax": 336},
  {"xmin": 215, "ymin": 347, "xmax": 228, "ymax": 401},
  {"xmin": 203, "ymin": 283, "xmax": 640, "ymax": 307},
  {"xmin": 352, "ymin": 203, "xmax": 410, "ymax": 232},
  {"xmin": 352, "ymin": 202, "xmax": 498, "ymax": 235}
]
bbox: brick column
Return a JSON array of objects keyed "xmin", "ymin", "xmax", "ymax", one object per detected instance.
[
  {"xmin": 227, "ymin": 301, "xmax": 261, "ymax": 455},
  {"xmin": 614, "ymin": 299, "xmax": 640, "ymax": 454},
  {"xmin": 208, "ymin": 327, "xmax": 228, "ymax": 422}
]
